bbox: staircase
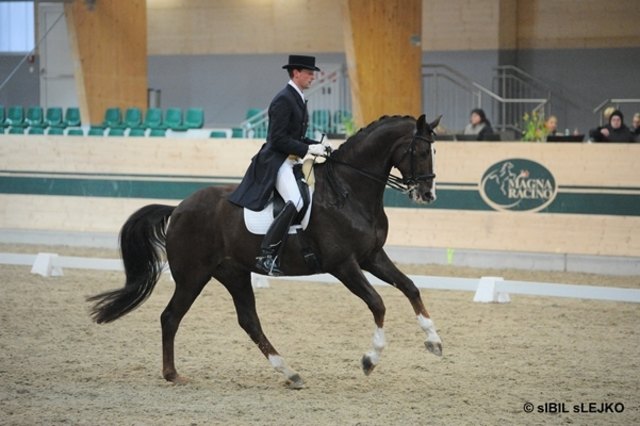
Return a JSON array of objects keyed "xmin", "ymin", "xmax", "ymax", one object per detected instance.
[{"xmin": 422, "ymin": 64, "xmax": 550, "ymax": 136}]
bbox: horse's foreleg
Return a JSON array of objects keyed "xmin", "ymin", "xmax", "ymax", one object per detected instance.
[
  {"xmin": 216, "ymin": 267, "xmax": 304, "ymax": 389},
  {"xmin": 362, "ymin": 250, "xmax": 443, "ymax": 357},
  {"xmin": 331, "ymin": 259, "xmax": 387, "ymax": 375}
]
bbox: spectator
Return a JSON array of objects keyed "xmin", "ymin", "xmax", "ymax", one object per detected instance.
[
  {"xmin": 544, "ymin": 115, "xmax": 558, "ymax": 136},
  {"xmin": 589, "ymin": 110, "xmax": 635, "ymax": 142},
  {"xmin": 463, "ymin": 108, "xmax": 494, "ymax": 140},
  {"xmin": 631, "ymin": 112, "xmax": 640, "ymax": 141}
]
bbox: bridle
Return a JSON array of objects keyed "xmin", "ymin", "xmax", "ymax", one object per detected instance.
[
  {"xmin": 323, "ymin": 132, "xmax": 435, "ymax": 195},
  {"xmin": 394, "ymin": 133, "xmax": 436, "ymax": 187}
]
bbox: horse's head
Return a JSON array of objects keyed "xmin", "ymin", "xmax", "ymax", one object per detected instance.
[{"xmin": 391, "ymin": 114, "xmax": 440, "ymax": 204}]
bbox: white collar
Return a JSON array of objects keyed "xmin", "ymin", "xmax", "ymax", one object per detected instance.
[{"xmin": 288, "ymin": 80, "xmax": 305, "ymax": 102}]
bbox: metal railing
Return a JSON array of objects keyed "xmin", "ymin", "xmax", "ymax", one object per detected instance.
[
  {"xmin": 239, "ymin": 64, "xmax": 352, "ymax": 138},
  {"xmin": 593, "ymin": 99, "xmax": 640, "ymax": 125},
  {"xmin": 493, "ymin": 65, "xmax": 552, "ymax": 131},
  {"xmin": 423, "ymin": 64, "xmax": 549, "ymax": 135}
]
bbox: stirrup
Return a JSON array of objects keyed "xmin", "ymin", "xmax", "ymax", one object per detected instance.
[{"xmin": 256, "ymin": 254, "xmax": 283, "ymax": 277}]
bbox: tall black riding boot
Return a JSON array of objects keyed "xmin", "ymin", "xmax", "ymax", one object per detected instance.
[{"xmin": 255, "ymin": 201, "xmax": 298, "ymax": 276}]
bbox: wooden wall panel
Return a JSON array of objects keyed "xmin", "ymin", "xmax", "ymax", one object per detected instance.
[
  {"xmin": 517, "ymin": 0, "xmax": 640, "ymax": 49},
  {"xmin": 146, "ymin": 0, "xmax": 640, "ymax": 55},
  {"xmin": 147, "ymin": 0, "xmax": 344, "ymax": 55},
  {"xmin": 343, "ymin": 0, "xmax": 422, "ymax": 126},
  {"xmin": 65, "ymin": 0, "xmax": 147, "ymax": 124}
]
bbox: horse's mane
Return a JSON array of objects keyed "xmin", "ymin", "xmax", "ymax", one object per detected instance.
[{"xmin": 334, "ymin": 115, "xmax": 415, "ymax": 155}]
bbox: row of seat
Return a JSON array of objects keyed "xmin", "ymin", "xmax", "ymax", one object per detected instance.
[
  {"xmin": 0, "ymin": 125, "xmax": 169, "ymax": 137},
  {"xmin": 244, "ymin": 108, "xmax": 352, "ymax": 138},
  {"xmin": 99, "ymin": 106, "xmax": 204, "ymax": 131},
  {"xmin": 1, "ymin": 105, "xmax": 205, "ymax": 132},
  {"xmin": 1, "ymin": 105, "xmax": 80, "ymax": 129}
]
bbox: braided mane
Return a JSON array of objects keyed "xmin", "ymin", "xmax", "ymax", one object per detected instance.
[{"xmin": 333, "ymin": 115, "xmax": 414, "ymax": 156}]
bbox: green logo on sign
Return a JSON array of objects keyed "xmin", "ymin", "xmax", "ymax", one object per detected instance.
[{"xmin": 480, "ymin": 159, "xmax": 557, "ymax": 212}]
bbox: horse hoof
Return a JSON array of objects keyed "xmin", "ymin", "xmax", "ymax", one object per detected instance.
[
  {"xmin": 287, "ymin": 374, "xmax": 305, "ymax": 390},
  {"xmin": 425, "ymin": 341, "xmax": 443, "ymax": 357},
  {"xmin": 165, "ymin": 373, "xmax": 189, "ymax": 385},
  {"xmin": 361, "ymin": 355, "xmax": 376, "ymax": 376}
]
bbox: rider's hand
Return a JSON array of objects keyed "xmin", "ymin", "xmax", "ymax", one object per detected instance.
[
  {"xmin": 321, "ymin": 141, "xmax": 333, "ymax": 154},
  {"xmin": 307, "ymin": 143, "xmax": 328, "ymax": 157}
]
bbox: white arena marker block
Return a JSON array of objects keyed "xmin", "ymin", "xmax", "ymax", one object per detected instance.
[
  {"xmin": 30, "ymin": 253, "xmax": 64, "ymax": 277},
  {"xmin": 473, "ymin": 276, "xmax": 510, "ymax": 303},
  {"xmin": 251, "ymin": 273, "xmax": 270, "ymax": 288}
]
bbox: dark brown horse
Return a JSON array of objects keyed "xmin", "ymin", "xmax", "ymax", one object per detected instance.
[{"xmin": 88, "ymin": 114, "xmax": 443, "ymax": 388}]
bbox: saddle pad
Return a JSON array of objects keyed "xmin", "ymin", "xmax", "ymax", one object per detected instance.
[{"xmin": 244, "ymin": 188, "xmax": 313, "ymax": 235}]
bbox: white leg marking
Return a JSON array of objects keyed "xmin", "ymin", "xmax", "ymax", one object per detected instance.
[
  {"xmin": 417, "ymin": 314, "xmax": 441, "ymax": 344},
  {"xmin": 365, "ymin": 327, "xmax": 386, "ymax": 366},
  {"xmin": 268, "ymin": 354, "xmax": 297, "ymax": 379}
]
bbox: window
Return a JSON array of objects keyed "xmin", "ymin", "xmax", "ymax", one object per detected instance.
[{"xmin": 0, "ymin": 1, "xmax": 35, "ymax": 53}]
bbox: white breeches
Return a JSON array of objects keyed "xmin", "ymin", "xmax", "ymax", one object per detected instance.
[{"xmin": 276, "ymin": 158, "xmax": 304, "ymax": 212}]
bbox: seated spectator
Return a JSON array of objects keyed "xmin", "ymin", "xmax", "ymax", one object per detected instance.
[
  {"xmin": 632, "ymin": 112, "xmax": 640, "ymax": 141},
  {"xmin": 589, "ymin": 110, "xmax": 635, "ymax": 142},
  {"xmin": 463, "ymin": 108, "xmax": 494, "ymax": 140},
  {"xmin": 544, "ymin": 115, "xmax": 558, "ymax": 136}
]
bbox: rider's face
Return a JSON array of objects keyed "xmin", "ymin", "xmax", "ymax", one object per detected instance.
[{"xmin": 292, "ymin": 69, "xmax": 315, "ymax": 91}]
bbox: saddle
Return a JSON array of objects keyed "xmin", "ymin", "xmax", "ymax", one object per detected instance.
[{"xmin": 243, "ymin": 161, "xmax": 314, "ymax": 235}]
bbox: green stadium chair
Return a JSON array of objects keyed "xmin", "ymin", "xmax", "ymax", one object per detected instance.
[
  {"xmin": 246, "ymin": 108, "xmax": 267, "ymax": 138},
  {"xmin": 102, "ymin": 107, "xmax": 124, "ymax": 128},
  {"xmin": 47, "ymin": 127, "xmax": 64, "ymax": 135},
  {"xmin": 64, "ymin": 107, "xmax": 81, "ymax": 127},
  {"xmin": 87, "ymin": 127, "xmax": 104, "ymax": 136},
  {"xmin": 0, "ymin": 105, "xmax": 7, "ymax": 128},
  {"xmin": 143, "ymin": 107, "xmax": 164, "ymax": 129},
  {"xmin": 45, "ymin": 107, "xmax": 65, "ymax": 128},
  {"xmin": 8, "ymin": 126, "xmax": 25, "ymax": 134},
  {"xmin": 164, "ymin": 107, "xmax": 187, "ymax": 131},
  {"xmin": 128, "ymin": 128, "xmax": 146, "ymax": 137},
  {"xmin": 25, "ymin": 106, "xmax": 45, "ymax": 128},
  {"xmin": 28, "ymin": 127, "xmax": 45, "ymax": 135},
  {"xmin": 5, "ymin": 106, "xmax": 26, "ymax": 128},
  {"xmin": 107, "ymin": 127, "xmax": 126, "ymax": 137},
  {"xmin": 184, "ymin": 108, "xmax": 204, "ymax": 129},
  {"xmin": 67, "ymin": 128, "xmax": 84, "ymax": 136},
  {"xmin": 149, "ymin": 128, "xmax": 166, "ymax": 137},
  {"xmin": 231, "ymin": 127, "xmax": 244, "ymax": 138},
  {"xmin": 0, "ymin": 127, "xmax": 4, "ymax": 134},
  {"xmin": 124, "ymin": 107, "xmax": 143, "ymax": 129},
  {"xmin": 210, "ymin": 130, "xmax": 227, "ymax": 138},
  {"xmin": 310, "ymin": 109, "xmax": 330, "ymax": 133}
]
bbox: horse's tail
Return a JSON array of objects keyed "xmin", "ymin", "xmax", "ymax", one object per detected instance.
[{"xmin": 88, "ymin": 204, "xmax": 175, "ymax": 324}]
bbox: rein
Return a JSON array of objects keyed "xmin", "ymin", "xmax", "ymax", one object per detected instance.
[{"xmin": 322, "ymin": 133, "xmax": 435, "ymax": 196}]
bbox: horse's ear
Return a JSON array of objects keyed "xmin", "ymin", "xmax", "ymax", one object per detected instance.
[
  {"xmin": 429, "ymin": 115, "xmax": 443, "ymax": 131},
  {"xmin": 416, "ymin": 114, "xmax": 427, "ymax": 134}
]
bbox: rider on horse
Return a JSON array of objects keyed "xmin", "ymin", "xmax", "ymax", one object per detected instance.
[{"xmin": 228, "ymin": 55, "xmax": 331, "ymax": 276}]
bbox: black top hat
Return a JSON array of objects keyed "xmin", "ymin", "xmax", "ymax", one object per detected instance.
[{"xmin": 282, "ymin": 55, "xmax": 321, "ymax": 71}]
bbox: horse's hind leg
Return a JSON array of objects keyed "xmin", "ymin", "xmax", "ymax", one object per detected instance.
[
  {"xmin": 161, "ymin": 269, "xmax": 210, "ymax": 384},
  {"xmin": 362, "ymin": 249, "xmax": 443, "ymax": 357},
  {"xmin": 214, "ymin": 264, "xmax": 304, "ymax": 389}
]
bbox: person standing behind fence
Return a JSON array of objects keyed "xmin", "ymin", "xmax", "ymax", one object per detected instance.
[
  {"xmin": 631, "ymin": 112, "xmax": 640, "ymax": 142},
  {"xmin": 463, "ymin": 108, "xmax": 494, "ymax": 140},
  {"xmin": 589, "ymin": 110, "xmax": 635, "ymax": 142}
]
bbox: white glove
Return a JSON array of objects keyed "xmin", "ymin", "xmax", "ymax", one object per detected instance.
[{"xmin": 307, "ymin": 143, "xmax": 328, "ymax": 157}]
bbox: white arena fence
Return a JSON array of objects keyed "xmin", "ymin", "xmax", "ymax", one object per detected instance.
[{"xmin": 1, "ymin": 252, "xmax": 639, "ymax": 304}]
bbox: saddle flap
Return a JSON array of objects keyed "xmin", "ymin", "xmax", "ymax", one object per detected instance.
[{"xmin": 244, "ymin": 188, "xmax": 313, "ymax": 235}]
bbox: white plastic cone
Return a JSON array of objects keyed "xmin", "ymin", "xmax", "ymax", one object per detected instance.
[
  {"xmin": 30, "ymin": 253, "xmax": 64, "ymax": 277},
  {"xmin": 473, "ymin": 276, "xmax": 510, "ymax": 303}
]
